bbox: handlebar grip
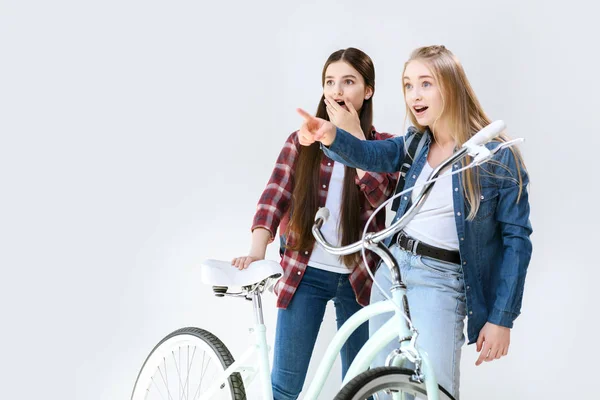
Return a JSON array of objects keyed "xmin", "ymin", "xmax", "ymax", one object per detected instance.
[
  {"xmin": 462, "ymin": 120, "xmax": 506, "ymax": 148},
  {"xmin": 314, "ymin": 207, "xmax": 330, "ymax": 223}
]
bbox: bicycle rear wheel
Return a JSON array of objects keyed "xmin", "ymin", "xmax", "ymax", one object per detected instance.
[
  {"xmin": 334, "ymin": 367, "xmax": 455, "ymax": 400},
  {"xmin": 131, "ymin": 327, "xmax": 246, "ymax": 400}
]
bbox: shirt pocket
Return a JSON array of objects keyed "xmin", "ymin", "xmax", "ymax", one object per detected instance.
[{"xmin": 475, "ymin": 188, "xmax": 499, "ymax": 221}]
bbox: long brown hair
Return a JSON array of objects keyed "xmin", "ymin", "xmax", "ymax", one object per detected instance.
[
  {"xmin": 402, "ymin": 45, "xmax": 527, "ymax": 219},
  {"xmin": 287, "ymin": 48, "xmax": 375, "ymax": 267}
]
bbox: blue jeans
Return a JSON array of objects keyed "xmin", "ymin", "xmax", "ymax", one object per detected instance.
[
  {"xmin": 271, "ymin": 266, "xmax": 369, "ymax": 400},
  {"xmin": 369, "ymin": 245, "xmax": 466, "ymax": 399}
]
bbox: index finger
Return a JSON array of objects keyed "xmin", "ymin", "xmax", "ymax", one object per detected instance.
[
  {"xmin": 324, "ymin": 94, "xmax": 340, "ymax": 112},
  {"xmin": 345, "ymin": 96, "xmax": 357, "ymax": 115},
  {"xmin": 475, "ymin": 343, "xmax": 490, "ymax": 366},
  {"xmin": 297, "ymin": 108, "xmax": 316, "ymax": 122}
]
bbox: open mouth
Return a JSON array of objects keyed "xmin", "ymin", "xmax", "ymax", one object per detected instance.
[
  {"xmin": 336, "ymin": 100, "xmax": 349, "ymax": 110},
  {"xmin": 413, "ymin": 105, "xmax": 428, "ymax": 116}
]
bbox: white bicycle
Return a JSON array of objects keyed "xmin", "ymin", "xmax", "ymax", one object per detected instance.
[{"xmin": 130, "ymin": 120, "xmax": 519, "ymax": 399}]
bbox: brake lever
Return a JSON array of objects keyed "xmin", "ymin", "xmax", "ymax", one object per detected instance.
[
  {"xmin": 468, "ymin": 138, "xmax": 525, "ymax": 166},
  {"xmin": 490, "ymin": 138, "xmax": 524, "ymax": 155}
]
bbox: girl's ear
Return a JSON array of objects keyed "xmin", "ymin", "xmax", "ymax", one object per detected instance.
[{"xmin": 365, "ymin": 87, "xmax": 373, "ymax": 100}]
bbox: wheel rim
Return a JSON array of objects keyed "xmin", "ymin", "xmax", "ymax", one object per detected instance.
[
  {"xmin": 358, "ymin": 374, "xmax": 428, "ymax": 398},
  {"xmin": 132, "ymin": 334, "xmax": 235, "ymax": 400}
]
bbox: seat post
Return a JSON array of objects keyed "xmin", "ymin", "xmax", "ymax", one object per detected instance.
[
  {"xmin": 251, "ymin": 289, "xmax": 265, "ymax": 325},
  {"xmin": 249, "ymin": 288, "xmax": 273, "ymax": 399}
]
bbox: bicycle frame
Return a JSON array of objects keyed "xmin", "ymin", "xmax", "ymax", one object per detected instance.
[
  {"xmin": 200, "ymin": 123, "xmax": 517, "ymax": 399},
  {"xmin": 199, "ymin": 282, "xmax": 441, "ymax": 400},
  {"xmin": 304, "ymin": 289, "xmax": 440, "ymax": 400}
]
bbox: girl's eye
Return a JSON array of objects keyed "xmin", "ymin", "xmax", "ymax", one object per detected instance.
[
  {"xmin": 423, "ymin": 81, "xmax": 432, "ymax": 88},
  {"xmin": 326, "ymin": 80, "xmax": 334, "ymax": 86},
  {"xmin": 345, "ymin": 79, "xmax": 354, "ymax": 85},
  {"xmin": 404, "ymin": 83, "xmax": 413, "ymax": 90}
]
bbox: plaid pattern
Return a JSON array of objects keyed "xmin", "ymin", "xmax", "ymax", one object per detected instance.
[{"xmin": 252, "ymin": 129, "xmax": 398, "ymax": 308}]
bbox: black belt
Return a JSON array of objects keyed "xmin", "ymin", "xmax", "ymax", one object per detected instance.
[{"xmin": 392, "ymin": 231, "xmax": 461, "ymax": 265}]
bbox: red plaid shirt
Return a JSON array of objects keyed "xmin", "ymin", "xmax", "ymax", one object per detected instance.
[{"xmin": 252, "ymin": 129, "xmax": 398, "ymax": 309}]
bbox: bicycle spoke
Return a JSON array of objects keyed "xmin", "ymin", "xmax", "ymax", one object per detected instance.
[
  {"xmin": 171, "ymin": 350, "xmax": 188, "ymax": 400},
  {"xmin": 150, "ymin": 375, "xmax": 168, "ymax": 400},
  {"xmin": 185, "ymin": 346, "xmax": 197, "ymax": 400},
  {"xmin": 191, "ymin": 377, "xmax": 203, "ymax": 400},
  {"xmin": 157, "ymin": 361, "xmax": 176, "ymax": 400},
  {"xmin": 172, "ymin": 346, "xmax": 198, "ymax": 400},
  {"xmin": 198, "ymin": 350, "xmax": 207, "ymax": 392},
  {"xmin": 192, "ymin": 358, "xmax": 213, "ymax": 400},
  {"xmin": 186, "ymin": 346, "xmax": 191, "ymax": 400},
  {"xmin": 164, "ymin": 358, "xmax": 167, "ymax": 392}
]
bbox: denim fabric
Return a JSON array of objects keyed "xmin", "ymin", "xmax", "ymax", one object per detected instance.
[
  {"xmin": 370, "ymin": 245, "xmax": 466, "ymax": 399},
  {"xmin": 322, "ymin": 127, "xmax": 533, "ymax": 343},
  {"xmin": 271, "ymin": 266, "xmax": 368, "ymax": 400}
]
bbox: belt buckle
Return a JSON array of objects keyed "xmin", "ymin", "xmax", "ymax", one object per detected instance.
[{"xmin": 399, "ymin": 231, "xmax": 420, "ymax": 255}]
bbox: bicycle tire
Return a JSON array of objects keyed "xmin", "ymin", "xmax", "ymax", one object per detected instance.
[
  {"xmin": 131, "ymin": 327, "xmax": 246, "ymax": 400},
  {"xmin": 334, "ymin": 366, "xmax": 455, "ymax": 400}
]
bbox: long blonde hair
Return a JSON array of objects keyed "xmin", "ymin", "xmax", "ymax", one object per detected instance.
[{"xmin": 402, "ymin": 45, "xmax": 526, "ymax": 219}]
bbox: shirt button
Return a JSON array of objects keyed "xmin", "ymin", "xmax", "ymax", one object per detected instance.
[
  {"xmin": 322, "ymin": 185, "xmax": 326, "ymax": 188},
  {"xmin": 469, "ymin": 311, "xmax": 473, "ymax": 315},
  {"xmin": 466, "ymin": 286, "xmax": 470, "ymax": 290},
  {"xmin": 304, "ymin": 251, "xmax": 309, "ymax": 255},
  {"xmin": 481, "ymin": 195, "xmax": 485, "ymax": 200},
  {"xmin": 327, "ymin": 162, "xmax": 331, "ymax": 166},
  {"xmin": 457, "ymin": 212, "xmax": 461, "ymax": 216},
  {"xmin": 455, "ymin": 188, "xmax": 458, "ymax": 192},
  {"xmin": 297, "ymin": 271, "xmax": 301, "ymax": 275},
  {"xmin": 454, "ymin": 164, "xmax": 458, "ymax": 169},
  {"xmin": 463, "ymin": 261, "xmax": 467, "ymax": 265},
  {"xmin": 412, "ymin": 175, "xmax": 417, "ymax": 179},
  {"xmin": 460, "ymin": 237, "xmax": 464, "ymax": 241},
  {"xmin": 404, "ymin": 196, "xmax": 408, "ymax": 200}
]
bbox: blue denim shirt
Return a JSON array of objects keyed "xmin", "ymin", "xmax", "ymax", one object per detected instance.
[{"xmin": 323, "ymin": 127, "xmax": 533, "ymax": 344}]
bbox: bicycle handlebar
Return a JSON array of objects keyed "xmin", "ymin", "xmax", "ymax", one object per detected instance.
[
  {"xmin": 312, "ymin": 120, "xmax": 517, "ymax": 255},
  {"xmin": 462, "ymin": 120, "xmax": 506, "ymax": 149},
  {"xmin": 314, "ymin": 207, "xmax": 330, "ymax": 225}
]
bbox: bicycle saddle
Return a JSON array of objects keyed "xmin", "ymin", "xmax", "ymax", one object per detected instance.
[{"xmin": 200, "ymin": 259, "xmax": 283, "ymax": 287}]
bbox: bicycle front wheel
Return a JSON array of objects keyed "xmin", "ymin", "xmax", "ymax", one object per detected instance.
[
  {"xmin": 334, "ymin": 367, "xmax": 455, "ymax": 400},
  {"xmin": 131, "ymin": 327, "xmax": 246, "ymax": 400}
]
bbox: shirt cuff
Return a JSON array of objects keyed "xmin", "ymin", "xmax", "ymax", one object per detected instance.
[
  {"xmin": 251, "ymin": 224, "xmax": 275, "ymax": 244},
  {"xmin": 487, "ymin": 307, "xmax": 519, "ymax": 328},
  {"xmin": 355, "ymin": 172, "xmax": 384, "ymax": 193}
]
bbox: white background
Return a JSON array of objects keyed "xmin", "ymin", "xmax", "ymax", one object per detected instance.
[{"xmin": 1, "ymin": 0, "xmax": 599, "ymax": 399}]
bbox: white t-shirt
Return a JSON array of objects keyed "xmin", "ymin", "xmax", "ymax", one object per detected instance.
[
  {"xmin": 403, "ymin": 161, "xmax": 460, "ymax": 251},
  {"xmin": 308, "ymin": 161, "xmax": 352, "ymax": 274}
]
